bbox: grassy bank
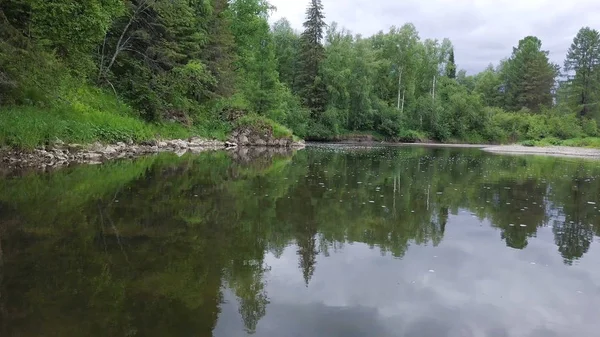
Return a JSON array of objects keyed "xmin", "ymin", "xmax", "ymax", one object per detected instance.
[{"xmin": 0, "ymin": 84, "xmax": 235, "ymax": 150}]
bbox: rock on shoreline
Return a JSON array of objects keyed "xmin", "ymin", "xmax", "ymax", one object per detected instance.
[
  {"xmin": 1, "ymin": 135, "xmax": 306, "ymax": 169},
  {"xmin": 1, "ymin": 137, "xmax": 224, "ymax": 168}
]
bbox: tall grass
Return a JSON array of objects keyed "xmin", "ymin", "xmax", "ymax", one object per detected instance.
[{"xmin": 0, "ymin": 84, "xmax": 230, "ymax": 149}]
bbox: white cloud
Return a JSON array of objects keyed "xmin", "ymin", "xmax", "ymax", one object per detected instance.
[{"xmin": 268, "ymin": 0, "xmax": 600, "ymax": 73}]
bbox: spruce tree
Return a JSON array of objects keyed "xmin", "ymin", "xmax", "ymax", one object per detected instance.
[
  {"xmin": 298, "ymin": 0, "xmax": 328, "ymax": 119},
  {"xmin": 502, "ymin": 36, "xmax": 558, "ymax": 112},
  {"xmin": 564, "ymin": 27, "xmax": 600, "ymax": 118},
  {"xmin": 446, "ymin": 48, "xmax": 457, "ymax": 79}
]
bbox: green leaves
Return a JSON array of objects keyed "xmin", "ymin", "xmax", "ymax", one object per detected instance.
[
  {"xmin": 502, "ymin": 36, "xmax": 558, "ymax": 112},
  {"xmin": 564, "ymin": 27, "xmax": 600, "ymax": 119}
]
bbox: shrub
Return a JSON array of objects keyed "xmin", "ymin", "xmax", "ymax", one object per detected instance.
[
  {"xmin": 581, "ymin": 118, "xmax": 599, "ymax": 137},
  {"xmin": 234, "ymin": 113, "xmax": 293, "ymax": 139},
  {"xmin": 398, "ymin": 130, "xmax": 427, "ymax": 143}
]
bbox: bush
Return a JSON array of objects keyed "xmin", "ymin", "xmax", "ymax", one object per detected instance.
[
  {"xmin": 305, "ymin": 121, "xmax": 336, "ymax": 141},
  {"xmin": 581, "ymin": 118, "xmax": 599, "ymax": 137},
  {"xmin": 561, "ymin": 137, "xmax": 600, "ymax": 148},
  {"xmin": 398, "ymin": 129, "xmax": 427, "ymax": 143},
  {"xmin": 234, "ymin": 113, "xmax": 293, "ymax": 139}
]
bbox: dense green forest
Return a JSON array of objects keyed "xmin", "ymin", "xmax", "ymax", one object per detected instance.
[{"xmin": 1, "ymin": 0, "xmax": 600, "ymax": 147}]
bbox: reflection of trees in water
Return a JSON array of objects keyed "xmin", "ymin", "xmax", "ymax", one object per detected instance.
[
  {"xmin": 0, "ymin": 148, "xmax": 599, "ymax": 335},
  {"xmin": 552, "ymin": 175, "xmax": 597, "ymax": 264}
]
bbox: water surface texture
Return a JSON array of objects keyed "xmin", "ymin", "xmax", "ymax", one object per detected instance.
[{"xmin": 1, "ymin": 146, "xmax": 599, "ymax": 337}]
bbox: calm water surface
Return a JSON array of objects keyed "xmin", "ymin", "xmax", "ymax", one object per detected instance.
[{"xmin": 1, "ymin": 145, "xmax": 599, "ymax": 337}]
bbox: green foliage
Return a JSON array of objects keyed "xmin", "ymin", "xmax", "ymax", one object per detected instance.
[
  {"xmin": 398, "ymin": 129, "xmax": 427, "ymax": 142},
  {"xmin": 272, "ymin": 18, "xmax": 301, "ymax": 90},
  {"xmin": 446, "ymin": 48, "xmax": 457, "ymax": 79},
  {"xmin": 0, "ymin": 81, "xmax": 225, "ymax": 149},
  {"xmin": 297, "ymin": 0, "xmax": 328, "ymax": 117},
  {"xmin": 234, "ymin": 113, "xmax": 293, "ymax": 139},
  {"xmin": 521, "ymin": 140, "xmax": 536, "ymax": 147},
  {"xmin": 502, "ymin": 36, "xmax": 559, "ymax": 112},
  {"xmin": 564, "ymin": 27, "xmax": 600, "ymax": 119}
]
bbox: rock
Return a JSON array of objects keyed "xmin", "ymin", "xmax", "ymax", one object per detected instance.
[
  {"xmin": 126, "ymin": 138, "xmax": 134, "ymax": 145},
  {"xmin": 158, "ymin": 141, "xmax": 168, "ymax": 147},
  {"xmin": 189, "ymin": 137, "xmax": 204, "ymax": 145},
  {"xmin": 89, "ymin": 142, "xmax": 104, "ymax": 152},
  {"xmin": 255, "ymin": 138, "xmax": 266, "ymax": 146},
  {"xmin": 225, "ymin": 141, "xmax": 238, "ymax": 148},
  {"xmin": 103, "ymin": 145, "xmax": 117, "ymax": 155},
  {"xmin": 239, "ymin": 135, "xmax": 249, "ymax": 145},
  {"xmin": 141, "ymin": 139, "xmax": 158, "ymax": 146},
  {"xmin": 176, "ymin": 139, "xmax": 188, "ymax": 149},
  {"xmin": 68, "ymin": 144, "xmax": 84, "ymax": 153},
  {"xmin": 84, "ymin": 153, "xmax": 103, "ymax": 161}
]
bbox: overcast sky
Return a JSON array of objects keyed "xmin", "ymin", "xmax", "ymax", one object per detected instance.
[{"xmin": 268, "ymin": 0, "xmax": 600, "ymax": 74}]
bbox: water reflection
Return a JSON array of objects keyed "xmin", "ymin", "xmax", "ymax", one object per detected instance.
[{"xmin": 0, "ymin": 146, "xmax": 599, "ymax": 336}]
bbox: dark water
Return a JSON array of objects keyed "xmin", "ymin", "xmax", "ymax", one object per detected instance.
[{"xmin": 1, "ymin": 145, "xmax": 599, "ymax": 337}]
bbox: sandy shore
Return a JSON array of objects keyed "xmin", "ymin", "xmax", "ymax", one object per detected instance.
[
  {"xmin": 311, "ymin": 142, "xmax": 600, "ymax": 159},
  {"xmin": 482, "ymin": 145, "xmax": 600, "ymax": 159}
]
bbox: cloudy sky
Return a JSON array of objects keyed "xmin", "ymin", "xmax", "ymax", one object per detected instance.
[{"xmin": 268, "ymin": 0, "xmax": 600, "ymax": 74}]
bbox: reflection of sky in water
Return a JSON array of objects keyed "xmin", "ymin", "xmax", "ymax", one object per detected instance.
[{"xmin": 216, "ymin": 212, "xmax": 600, "ymax": 337}]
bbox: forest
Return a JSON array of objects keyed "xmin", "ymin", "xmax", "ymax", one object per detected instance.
[{"xmin": 1, "ymin": 0, "xmax": 600, "ymax": 147}]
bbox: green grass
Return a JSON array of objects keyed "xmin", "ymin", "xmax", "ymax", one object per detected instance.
[
  {"xmin": 0, "ymin": 85, "xmax": 230, "ymax": 149},
  {"xmin": 234, "ymin": 113, "xmax": 294, "ymax": 139}
]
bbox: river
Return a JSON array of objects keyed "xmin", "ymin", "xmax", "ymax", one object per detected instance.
[{"xmin": 0, "ymin": 145, "xmax": 599, "ymax": 336}]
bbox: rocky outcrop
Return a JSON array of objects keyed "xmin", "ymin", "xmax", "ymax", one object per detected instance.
[
  {"xmin": 1, "ymin": 137, "xmax": 224, "ymax": 169},
  {"xmin": 228, "ymin": 127, "xmax": 305, "ymax": 148},
  {"xmin": 1, "ymin": 130, "xmax": 307, "ymax": 170}
]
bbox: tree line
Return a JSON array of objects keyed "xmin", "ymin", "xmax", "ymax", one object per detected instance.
[{"xmin": 1, "ymin": 0, "xmax": 599, "ymax": 143}]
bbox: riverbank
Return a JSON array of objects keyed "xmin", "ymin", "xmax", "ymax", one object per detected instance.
[
  {"xmin": 1, "ymin": 134, "xmax": 306, "ymax": 169},
  {"xmin": 310, "ymin": 141, "xmax": 600, "ymax": 159},
  {"xmin": 483, "ymin": 145, "xmax": 600, "ymax": 158}
]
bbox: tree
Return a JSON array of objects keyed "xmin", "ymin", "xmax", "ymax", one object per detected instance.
[
  {"xmin": 98, "ymin": 0, "xmax": 218, "ymax": 121},
  {"xmin": 298, "ymin": 0, "xmax": 328, "ymax": 118},
  {"xmin": 272, "ymin": 18, "xmax": 301, "ymax": 91},
  {"xmin": 204, "ymin": 0, "xmax": 236, "ymax": 97},
  {"xmin": 230, "ymin": 0, "xmax": 282, "ymax": 115},
  {"xmin": 564, "ymin": 27, "xmax": 600, "ymax": 119},
  {"xmin": 446, "ymin": 48, "xmax": 457, "ymax": 79},
  {"xmin": 474, "ymin": 65, "xmax": 503, "ymax": 107},
  {"xmin": 502, "ymin": 36, "xmax": 558, "ymax": 112}
]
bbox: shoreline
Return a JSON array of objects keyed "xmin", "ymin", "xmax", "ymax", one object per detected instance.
[
  {"xmin": 482, "ymin": 145, "xmax": 600, "ymax": 159},
  {"xmin": 3, "ymin": 140, "xmax": 599, "ymax": 171},
  {"xmin": 1, "ymin": 137, "xmax": 306, "ymax": 170},
  {"xmin": 309, "ymin": 141, "xmax": 600, "ymax": 158}
]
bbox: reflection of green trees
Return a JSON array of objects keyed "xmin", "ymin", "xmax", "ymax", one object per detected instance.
[{"xmin": 0, "ymin": 147, "xmax": 600, "ymax": 335}]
